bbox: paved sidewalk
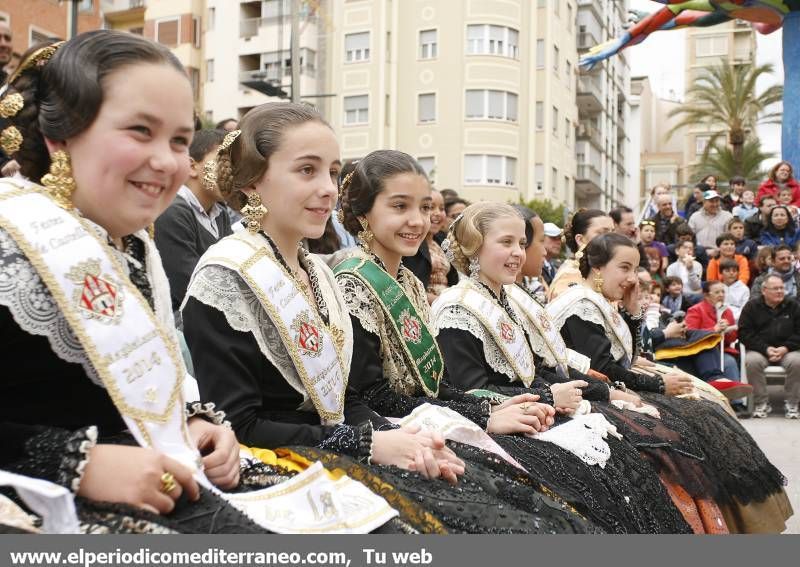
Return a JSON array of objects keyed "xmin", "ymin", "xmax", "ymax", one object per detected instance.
[{"xmin": 740, "ymin": 386, "xmax": 800, "ymax": 534}]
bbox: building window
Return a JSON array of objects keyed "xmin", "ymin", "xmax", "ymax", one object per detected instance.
[
  {"xmin": 193, "ymin": 16, "xmax": 201, "ymax": 48},
  {"xmin": 345, "ymin": 32, "xmax": 370, "ymax": 62},
  {"xmin": 464, "ymin": 155, "xmax": 517, "ymax": 186},
  {"xmin": 552, "ymin": 167, "xmax": 558, "ymax": 194},
  {"xmin": 695, "ymin": 36, "xmax": 728, "ymax": 57},
  {"xmin": 535, "ymin": 102, "xmax": 544, "ymax": 130},
  {"xmin": 567, "ymin": 3, "xmax": 573, "ymax": 30},
  {"xmin": 78, "ymin": 0, "xmax": 93, "ymax": 12},
  {"xmin": 536, "ymin": 39, "xmax": 545, "ymax": 68},
  {"xmin": 695, "ymin": 135, "xmax": 711, "ymax": 156},
  {"xmin": 466, "ymin": 24, "xmax": 519, "ymax": 59},
  {"xmin": 208, "ymin": 7, "xmax": 215, "ymax": 31},
  {"xmin": 419, "ymin": 29, "xmax": 437, "ymax": 59},
  {"xmin": 418, "ymin": 93, "xmax": 436, "ymax": 123},
  {"xmin": 465, "ymin": 90, "xmax": 518, "ymax": 122},
  {"xmin": 156, "ymin": 17, "xmax": 179, "ymax": 47},
  {"xmin": 189, "ymin": 67, "xmax": 200, "ymax": 101},
  {"xmin": 418, "ymin": 156, "xmax": 435, "ymax": 182},
  {"xmin": 344, "ymin": 95, "xmax": 369, "ymax": 125},
  {"xmin": 206, "ymin": 59, "xmax": 214, "ymax": 82},
  {"xmin": 535, "ymin": 164, "xmax": 544, "ymax": 193},
  {"xmin": 565, "ymin": 118, "xmax": 570, "ymax": 145},
  {"xmin": 566, "ymin": 59, "xmax": 572, "ymax": 88},
  {"xmin": 553, "ymin": 45, "xmax": 559, "ymax": 73},
  {"xmin": 552, "ymin": 107, "xmax": 559, "ymax": 136}
]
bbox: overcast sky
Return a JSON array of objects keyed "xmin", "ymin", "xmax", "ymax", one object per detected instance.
[{"xmin": 627, "ymin": 0, "xmax": 783, "ymax": 160}]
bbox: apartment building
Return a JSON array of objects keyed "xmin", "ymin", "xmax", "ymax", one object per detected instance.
[
  {"xmin": 202, "ymin": 0, "xmax": 327, "ymax": 123},
  {"xmin": 575, "ymin": 0, "xmax": 630, "ymax": 210},
  {"xmin": 629, "ymin": 76, "xmax": 688, "ymax": 213},
  {"xmin": 1, "ymin": 0, "xmax": 102, "ymax": 65},
  {"xmin": 325, "ymin": 0, "xmax": 579, "ymax": 206},
  {"xmin": 683, "ymin": 19, "xmax": 756, "ymax": 181}
]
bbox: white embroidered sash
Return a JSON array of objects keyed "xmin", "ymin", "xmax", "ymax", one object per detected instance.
[
  {"xmin": 546, "ymin": 285, "xmax": 633, "ymax": 366},
  {"xmin": 433, "ymin": 281, "xmax": 535, "ymax": 386},
  {"xmin": 0, "ymin": 183, "xmax": 200, "ymax": 470},
  {"xmin": 189, "ymin": 233, "xmax": 347, "ymax": 424}
]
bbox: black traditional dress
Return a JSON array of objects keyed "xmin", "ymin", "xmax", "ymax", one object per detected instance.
[
  {"xmin": 335, "ymin": 250, "xmax": 690, "ymax": 534},
  {"xmin": 548, "ymin": 283, "xmax": 793, "ymax": 533},
  {"xmin": 182, "ymin": 231, "xmax": 595, "ymax": 534}
]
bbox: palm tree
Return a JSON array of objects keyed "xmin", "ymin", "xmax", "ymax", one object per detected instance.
[
  {"xmin": 667, "ymin": 61, "xmax": 783, "ymax": 174},
  {"xmin": 693, "ymin": 138, "xmax": 774, "ymax": 185}
]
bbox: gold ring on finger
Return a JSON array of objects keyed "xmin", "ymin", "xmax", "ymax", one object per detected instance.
[{"xmin": 159, "ymin": 472, "xmax": 177, "ymax": 494}]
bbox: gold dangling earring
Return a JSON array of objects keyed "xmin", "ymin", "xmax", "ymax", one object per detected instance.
[
  {"xmin": 241, "ymin": 192, "xmax": 268, "ymax": 234},
  {"xmin": 357, "ymin": 217, "xmax": 373, "ymax": 246},
  {"xmin": 41, "ymin": 150, "xmax": 76, "ymax": 210},
  {"xmin": 592, "ymin": 270, "xmax": 604, "ymax": 293}
]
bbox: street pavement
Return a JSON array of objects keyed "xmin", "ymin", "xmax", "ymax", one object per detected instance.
[{"xmin": 740, "ymin": 386, "xmax": 800, "ymax": 534}]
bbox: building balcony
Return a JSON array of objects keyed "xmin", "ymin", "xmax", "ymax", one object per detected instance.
[
  {"xmin": 577, "ymin": 122, "xmax": 602, "ymax": 149},
  {"xmin": 240, "ymin": 14, "xmax": 318, "ymax": 39},
  {"xmin": 576, "ymin": 164, "xmax": 602, "ymax": 191},
  {"xmin": 577, "ymin": 73, "xmax": 603, "ymax": 115},
  {"xmin": 577, "ymin": 31, "xmax": 599, "ymax": 52}
]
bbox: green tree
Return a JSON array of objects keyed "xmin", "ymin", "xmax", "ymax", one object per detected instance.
[
  {"xmin": 515, "ymin": 197, "xmax": 567, "ymax": 226},
  {"xmin": 667, "ymin": 61, "xmax": 782, "ymax": 174},
  {"xmin": 693, "ymin": 138, "xmax": 773, "ymax": 185}
]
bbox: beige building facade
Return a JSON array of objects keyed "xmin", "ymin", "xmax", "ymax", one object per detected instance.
[
  {"xmin": 575, "ymin": 0, "xmax": 630, "ymax": 210},
  {"xmin": 324, "ymin": 0, "xmax": 579, "ymax": 206},
  {"xmin": 683, "ymin": 19, "xmax": 756, "ymax": 182}
]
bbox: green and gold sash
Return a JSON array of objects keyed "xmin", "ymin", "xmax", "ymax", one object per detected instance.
[{"xmin": 334, "ymin": 257, "xmax": 442, "ymax": 397}]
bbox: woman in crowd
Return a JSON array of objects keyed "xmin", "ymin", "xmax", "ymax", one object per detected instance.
[
  {"xmin": 547, "ymin": 234, "xmax": 792, "ymax": 533},
  {"xmin": 181, "ymin": 106, "xmax": 594, "ymax": 534},
  {"xmin": 685, "ymin": 281, "xmax": 740, "ymax": 380},
  {"xmin": 547, "ymin": 209, "xmax": 614, "ymax": 300},
  {"xmin": 334, "ymin": 165, "xmax": 693, "ymax": 533},
  {"xmin": 645, "ymin": 247, "xmax": 666, "ymax": 288},
  {"xmin": 757, "ymin": 161, "xmax": 800, "ymax": 206},
  {"xmin": 402, "ymin": 188, "xmax": 458, "ymax": 304},
  {"xmin": 759, "ymin": 205, "xmax": 800, "ymax": 248},
  {"xmin": 640, "ymin": 219, "xmax": 668, "ymax": 273},
  {"xmin": 0, "ymin": 30, "xmax": 282, "ymax": 534}
]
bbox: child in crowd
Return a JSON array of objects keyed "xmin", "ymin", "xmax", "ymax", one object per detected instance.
[
  {"xmin": 666, "ymin": 240, "xmax": 704, "ymax": 297},
  {"xmin": 661, "ymin": 276, "xmax": 693, "ymax": 315},
  {"xmin": 727, "ymin": 218, "xmax": 758, "ymax": 261},
  {"xmin": 639, "ymin": 219, "xmax": 669, "ymax": 271},
  {"xmin": 706, "ymin": 232, "xmax": 750, "ymax": 285},
  {"xmin": 645, "ymin": 247, "xmax": 665, "ymax": 287},
  {"xmin": 732, "ymin": 189, "xmax": 758, "ymax": 221},
  {"xmin": 778, "ymin": 187, "xmax": 800, "ymax": 223},
  {"xmin": 720, "ymin": 259, "xmax": 750, "ymax": 322}
]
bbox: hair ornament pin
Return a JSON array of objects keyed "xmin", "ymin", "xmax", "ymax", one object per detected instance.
[
  {"xmin": 440, "ymin": 238, "xmax": 455, "ymax": 263},
  {"xmin": 450, "ymin": 211, "xmax": 466, "ymax": 228},
  {"xmin": 0, "ymin": 93, "xmax": 24, "ymax": 119},
  {"xmin": 7, "ymin": 41, "xmax": 65, "ymax": 85},
  {"xmin": 217, "ymin": 129, "xmax": 241, "ymax": 155}
]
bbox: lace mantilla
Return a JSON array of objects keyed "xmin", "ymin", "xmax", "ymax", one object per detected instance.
[
  {"xmin": 186, "ymin": 244, "xmax": 353, "ymax": 414},
  {"xmin": 549, "ymin": 297, "xmax": 629, "ymax": 363},
  {"xmin": 434, "ymin": 304, "xmax": 518, "ymax": 382},
  {"xmin": 0, "ymin": 224, "xmax": 176, "ymax": 388}
]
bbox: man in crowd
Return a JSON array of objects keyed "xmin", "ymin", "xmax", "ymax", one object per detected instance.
[
  {"xmin": 610, "ymin": 206, "xmax": 637, "ymax": 239},
  {"xmin": 739, "ymin": 274, "xmax": 800, "ymax": 419},
  {"xmin": 648, "ymin": 193, "xmax": 687, "ymax": 245},
  {"xmin": 751, "ymin": 245, "xmax": 800, "ymax": 301},
  {"xmin": 541, "ymin": 222, "xmax": 563, "ymax": 285},
  {"xmin": 745, "ymin": 195, "xmax": 776, "ymax": 242},
  {"xmin": 688, "ymin": 190, "xmax": 733, "ymax": 257},
  {"xmin": 154, "ymin": 129, "xmax": 232, "ymax": 317}
]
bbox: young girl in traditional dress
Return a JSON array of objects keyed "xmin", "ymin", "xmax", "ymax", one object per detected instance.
[
  {"xmin": 547, "ymin": 233, "xmax": 793, "ymax": 533},
  {"xmin": 333, "ymin": 154, "xmax": 691, "ymax": 533},
  {"xmin": 181, "ymin": 105, "xmax": 594, "ymax": 534},
  {"xmin": 0, "ymin": 30, "xmax": 280, "ymax": 533}
]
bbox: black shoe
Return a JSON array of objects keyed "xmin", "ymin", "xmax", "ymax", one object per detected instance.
[{"xmin": 732, "ymin": 404, "xmax": 751, "ymax": 419}]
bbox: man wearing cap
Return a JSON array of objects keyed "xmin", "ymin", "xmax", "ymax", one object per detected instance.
[
  {"xmin": 688, "ymin": 190, "xmax": 733, "ymax": 257},
  {"xmin": 542, "ymin": 222, "xmax": 563, "ymax": 286}
]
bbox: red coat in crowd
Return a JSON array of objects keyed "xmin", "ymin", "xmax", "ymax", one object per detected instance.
[
  {"xmin": 755, "ymin": 178, "xmax": 800, "ymax": 206},
  {"xmin": 685, "ymin": 299, "xmax": 738, "ymax": 354}
]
